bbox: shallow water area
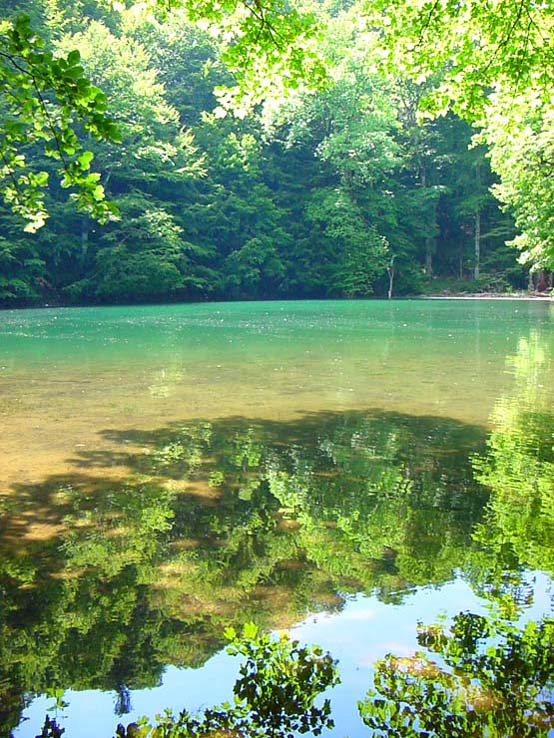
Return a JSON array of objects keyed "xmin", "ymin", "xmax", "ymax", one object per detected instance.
[
  {"xmin": 1, "ymin": 298, "xmax": 554, "ymax": 737},
  {"xmin": 1, "ymin": 299, "xmax": 552, "ymax": 491}
]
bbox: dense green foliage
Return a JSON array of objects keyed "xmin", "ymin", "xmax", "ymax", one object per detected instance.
[
  {"xmin": 360, "ymin": 610, "xmax": 554, "ymax": 737},
  {"xmin": 0, "ymin": 12, "xmax": 121, "ymax": 233},
  {"xmin": 364, "ymin": 0, "xmax": 554, "ymax": 275},
  {"xmin": 35, "ymin": 609, "xmax": 554, "ymax": 738},
  {"xmin": 1, "ymin": 0, "xmax": 534, "ymax": 305}
]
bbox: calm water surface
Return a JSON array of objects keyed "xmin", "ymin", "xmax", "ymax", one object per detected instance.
[{"xmin": 1, "ymin": 299, "xmax": 553, "ymax": 737}]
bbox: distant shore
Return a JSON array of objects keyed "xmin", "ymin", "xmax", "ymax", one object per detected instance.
[{"xmin": 423, "ymin": 292, "xmax": 553, "ymax": 300}]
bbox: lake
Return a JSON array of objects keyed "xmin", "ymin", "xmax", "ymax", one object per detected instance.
[{"xmin": 1, "ymin": 299, "xmax": 553, "ymax": 737}]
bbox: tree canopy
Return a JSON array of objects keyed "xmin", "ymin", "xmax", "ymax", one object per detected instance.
[
  {"xmin": 366, "ymin": 0, "xmax": 554, "ymax": 116},
  {"xmin": 2, "ymin": 0, "xmax": 553, "ymax": 302}
]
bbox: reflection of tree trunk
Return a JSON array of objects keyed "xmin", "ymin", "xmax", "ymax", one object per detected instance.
[
  {"xmin": 114, "ymin": 684, "xmax": 132, "ymax": 716},
  {"xmin": 473, "ymin": 209, "xmax": 481, "ymax": 281}
]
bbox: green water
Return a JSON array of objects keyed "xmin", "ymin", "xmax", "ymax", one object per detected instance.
[
  {"xmin": 1, "ymin": 299, "xmax": 553, "ymax": 491},
  {"xmin": 1, "ymin": 299, "xmax": 554, "ymax": 737}
]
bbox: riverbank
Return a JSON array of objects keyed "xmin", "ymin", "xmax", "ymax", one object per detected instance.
[{"xmin": 423, "ymin": 291, "xmax": 553, "ymax": 300}]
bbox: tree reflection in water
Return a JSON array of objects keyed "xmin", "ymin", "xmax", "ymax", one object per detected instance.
[
  {"xmin": 4, "ymin": 333, "xmax": 554, "ymax": 738},
  {"xmin": 361, "ymin": 332, "xmax": 554, "ymax": 736},
  {"xmin": 361, "ymin": 610, "xmax": 554, "ymax": 738},
  {"xmin": 1, "ymin": 408, "xmax": 487, "ymax": 735}
]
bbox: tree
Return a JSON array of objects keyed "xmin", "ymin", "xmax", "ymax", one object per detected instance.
[
  {"xmin": 305, "ymin": 188, "xmax": 389, "ymax": 297},
  {"xmin": 361, "ymin": 0, "xmax": 554, "ymax": 273},
  {"xmin": 0, "ymin": 0, "xmax": 530, "ymax": 298},
  {"xmin": 365, "ymin": 0, "xmax": 554, "ymax": 118},
  {"xmin": 483, "ymin": 89, "xmax": 554, "ymax": 272},
  {"xmin": 0, "ymin": 0, "xmax": 323, "ymax": 230},
  {"xmin": 26, "ymin": 14, "xmax": 207, "ymax": 304}
]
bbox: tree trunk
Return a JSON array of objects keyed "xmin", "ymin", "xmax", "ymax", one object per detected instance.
[
  {"xmin": 425, "ymin": 236, "xmax": 434, "ymax": 277},
  {"xmin": 387, "ymin": 256, "xmax": 396, "ymax": 299},
  {"xmin": 415, "ymin": 140, "xmax": 436, "ymax": 279},
  {"xmin": 81, "ymin": 217, "xmax": 89, "ymax": 261},
  {"xmin": 536, "ymin": 271, "xmax": 548, "ymax": 292},
  {"xmin": 473, "ymin": 208, "xmax": 481, "ymax": 281},
  {"xmin": 473, "ymin": 162, "xmax": 481, "ymax": 281}
]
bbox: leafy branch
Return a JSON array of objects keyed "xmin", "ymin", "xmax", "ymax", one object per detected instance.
[{"xmin": 0, "ymin": 15, "xmax": 121, "ymax": 231}]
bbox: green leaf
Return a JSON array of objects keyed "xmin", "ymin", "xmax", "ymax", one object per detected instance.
[
  {"xmin": 77, "ymin": 151, "xmax": 94, "ymax": 170},
  {"xmin": 242, "ymin": 622, "xmax": 258, "ymax": 639},
  {"xmin": 67, "ymin": 49, "xmax": 81, "ymax": 65}
]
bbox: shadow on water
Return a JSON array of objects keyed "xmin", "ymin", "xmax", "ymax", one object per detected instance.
[{"xmin": 2, "ymin": 396, "xmax": 554, "ymax": 736}]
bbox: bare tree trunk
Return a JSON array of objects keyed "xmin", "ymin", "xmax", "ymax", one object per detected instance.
[
  {"xmin": 420, "ymin": 168, "xmax": 435, "ymax": 277},
  {"xmin": 537, "ymin": 271, "xmax": 548, "ymax": 291},
  {"xmin": 81, "ymin": 217, "xmax": 89, "ymax": 260},
  {"xmin": 387, "ymin": 256, "xmax": 396, "ymax": 299},
  {"xmin": 425, "ymin": 236, "xmax": 434, "ymax": 277},
  {"xmin": 473, "ymin": 162, "xmax": 481, "ymax": 281},
  {"xmin": 473, "ymin": 209, "xmax": 481, "ymax": 281}
]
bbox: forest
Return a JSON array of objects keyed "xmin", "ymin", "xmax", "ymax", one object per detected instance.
[{"xmin": 1, "ymin": 0, "xmax": 553, "ymax": 306}]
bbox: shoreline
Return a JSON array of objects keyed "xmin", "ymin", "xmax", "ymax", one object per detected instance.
[
  {"xmin": 0, "ymin": 293, "xmax": 552, "ymax": 312},
  {"xmin": 422, "ymin": 292, "xmax": 553, "ymax": 301}
]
